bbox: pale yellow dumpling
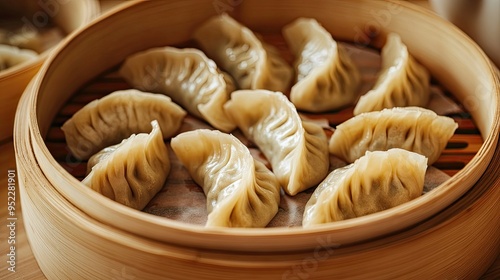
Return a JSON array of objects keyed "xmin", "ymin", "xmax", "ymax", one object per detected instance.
[
  {"xmin": 329, "ymin": 107, "xmax": 458, "ymax": 164},
  {"xmin": 61, "ymin": 89, "xmax": 186, "ymax": 160},
  {"xmin": 224, "ymin": 90, "xmax": 329, "ymax": 196},
  {"xmin": 83, "ymin": 120, "xmax": 170, "ymax": 210},
  {"xmin": 354, "ymin": 33, "xmax": 430, "ymax": 115},
  {"xmin": 303, "ymin": 149, "xmax": 427, "ymax": 226},
  {"xmin": 171, "ymin": 129, "xmax": 281, "ymax": 228},
  {"xmin": 120, "ymin": 47, "xmax": 236, "ymax": 132},
  {"xmin": 283, "ymin": 18, "xmax": 360, "ymax": 112},
  {"xmin": 193, "ymin": 14, "xmax": 293, "ymax": 93}
]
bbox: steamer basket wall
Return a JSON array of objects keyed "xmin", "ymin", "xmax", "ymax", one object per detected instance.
[{"xmin": 14, "ymin": 0, "xmax": 499, "ymax": 279}]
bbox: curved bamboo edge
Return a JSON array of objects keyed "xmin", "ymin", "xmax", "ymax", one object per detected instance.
[
  {"xmin": 19, "ymin": 0, "xmax": 499, "ymax": 252},
  {"xmin": 0, "ymin": 0, "xmax": 100, "ymax": 142},
  {"xmin": 14, "ymin": 77, "xmax": 500, "ymax": 279}
]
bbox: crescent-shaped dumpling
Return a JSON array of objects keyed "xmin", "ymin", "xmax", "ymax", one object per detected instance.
[
  {"xmin": 0, "ymin": 44, "xmax": 38, "ymax": 71},
  {"xmin": 0, "ymin": 28, "xmax": 43, "ymax": 53},
  {"xmin": 119, "ymin": 46, "xmax": 236, "ymax": 132},
  {"xmin": 193, "ymin": 14, "xmax": 293, "ymax": 93},
  {"xmin": 353, "ymin": 33, "xmax": 430, "ymax": 115},
  {"xmin": 224, "ymin": 90, "xmax": 329, "ymax": 196},
  {"xmin": 171, "ymin": 129, "xmax": 281, "ymax": 228},
  {"xmin": 283, "ymin": 18, "xmax": 360, "ymax": 112},
  {"xmin": 82, "ymin": 120, "xmax": 170, "ymax": 210},
  {"xmin": 329, "ymin": 107, "xmax": 458, "ymax": 164},
  {"xmin": 61, "ymin": 89, "xmax": 186, "ymax": 160},
  {"xmin": 303, "ymin": 148, "xmax": 427, "ymax": 226}
]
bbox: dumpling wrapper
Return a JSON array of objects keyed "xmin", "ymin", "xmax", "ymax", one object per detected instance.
[
  {"xmin": 353, "ymin": 33, "xmax": 430, "ymax": 115},
  {"xmin": 329, "ymin": 107, "xmax": 458, "ymax": 164},
  {"xmin": 283, "ymin": 18, "xmax": 360, "ymax": 112},
  {"xmin": 0, "ymin": 28, "xmax": 43, "ymax": 53},
  {"xmin": 82, "ymin": 120, "xmax": 170, "ymax": 210},
  {"xmin": 86, "ymin": 144, "xmax": 115, "ymax": 174},
  {"xmin": 61, "ymin": 89, "xmax": 186, "ymax": 160},
  {"xmin": 119, "ymin": 47, "xmax": 236, "ymax": 131},
  {"xmin": 303, "ymin": 148, "xmax": 427, "ymax": 226},
  {"xmin": 171, "ymin": 129, "xmax": 281, "ymax": 228},
  {"xmin": 193, "ymin": 14, "xmax": 293, "ymax": 93},
  {"xmin": 0, "ymin": 43, "xmax": 37, "ymax": 71},
  {"xmin": 224, "ymin": 90, "xmax": 329, "ymax": 196}
]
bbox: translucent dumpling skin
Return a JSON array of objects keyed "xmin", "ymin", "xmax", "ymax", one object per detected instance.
[
  {"xmin": 0, "ymin": 43, "xmax": 37, "ymax": 71},
  {"xmin": 119, "ymin": 47, "xmax": 236, "ymax": 132},
  {"xmin": 82, "ymin": 120, "xmax": 170, "ymax": 210},
  {"xmin": 171, "ymin": 129, "xmax": 281, "ymax": 228},
  {"xmin": 61, "ymin": 89, "xmax": 186, "ymax": 160},
  {"xmin": 193, "ymin": 14, "xmax": 293, "ymax": 93},
  {"xmin": 283, "ymin": 18, "xmax": 360, "ymax": 112},
  {"xmin": 329, "ymin": 107, "xmax": 458, "ymax": 164},
  {"xmin": 224, "ymin": 90, "xmax": 329, "ymax": 196},
  {"xmin": 303, "ymin": 149, "xmax": 427, "ymax": 226},
  {"xmin": 353, "ymin": 33, "xmax": 430, "ymax": 115}
]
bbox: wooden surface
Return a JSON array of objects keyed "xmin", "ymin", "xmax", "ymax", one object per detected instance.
[
  {"xmin": 1, "ymin": 141, "xmax": 45, "ymax": 279},
  {"xmin": 1, "ymin": 0, "xmax": 499, "ymax": 278}
]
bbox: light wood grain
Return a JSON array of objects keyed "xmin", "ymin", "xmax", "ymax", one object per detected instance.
[
  {"xmin": 2, "ymin": 139, "xmax": 496, "ymax": 279},
  {"xmin": 0, "ymin": 141, "xmax": 45, "ymax": 279}
]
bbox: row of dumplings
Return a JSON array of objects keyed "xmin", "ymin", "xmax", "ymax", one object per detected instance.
[
  {"xmin": 62, "ymin": 15, "xmax": 458, "ymax": 228},
  {"xmin": 119, "ymin": 15, "xmax": 431, "ymax": 132}
]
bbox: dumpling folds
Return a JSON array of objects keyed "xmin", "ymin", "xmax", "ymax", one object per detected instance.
[
  {"xmin": 61, "ymin": 89, "xmax": 186, "ymax": 160},
  {"xmin": 119, "ymin": 47, "xmax": 236, "ymax": 132},
  {"xmin": 82, "ymin": 120, "xmax": 170, "ymax": 210},
  {"xmin": 303, "ymin": 148, "xmax": 427, "ymax": 226},
  {"xmin": 193, "ymin": 14, "xmax": 293, "ymax": 93},
  {"xmin": 283, "ymin": 18, "xmax": 360, "ymax": 112},
  {"xmin": 171, "ymin": 129, "xmax": 281, "ymax": 228},
  {"xmin": 224, "ymin": 90, "xmax": 329, "ymax": 196},
  {"xmin": 86, "ymin": 144, "xmax": 115, "ymax": 174},
  {"xmin": 353, "ymin": 33, "xmax": 430, "ymax": 115},
  {"xmin": 329, "ymin": 107, "xmax": 458, "ymax": 164},
  {"xmin": 0, "ymin": 44, "xmax": 37, "ymax": 71}
]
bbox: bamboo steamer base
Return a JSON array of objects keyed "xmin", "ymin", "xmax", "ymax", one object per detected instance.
[
  {"xmin": 15, "ymin": 89, "xmax": 500, "ymax": 278},
  {"xmin": 14, "ymin": 0, "xmax": 500, "ymax": 279}
]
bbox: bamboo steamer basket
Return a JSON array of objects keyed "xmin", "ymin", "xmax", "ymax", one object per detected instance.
[
  {"xmin": 14, "ymin": 0, "xmax": 499, "ymax": 279},
  {"xmin": 0, "ymin": 0, "xmax": 99, "ymax": 142}
]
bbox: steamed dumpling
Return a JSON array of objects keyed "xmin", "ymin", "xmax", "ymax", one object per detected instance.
[
  {"xmin": 119, "ymin": 47, "xmax": 236, "ymax": 132},
  {"xmin": 303, "ymin": 148, "xmax": 427, "ymax": 226},
  {"xmin": 353, "ymin": 33, "xmax": 430, "ymax": 115},
  {"xmin": 283, "ymin": 18, "xmax": 360, "ymax": 112},
  {"xmin": 82, "ymin": 120, "xmax": 170, "ymax": 210},
  {"xmin": 193, "ymin": 14, "xmax": 293, "ymax": 92},
  {"xmin": 329, "ymin": 107, "xmax": 458, "ymax": 164},
  {"xmin": 171, "ymin": 129, "xmax": 281, "ymax": 228},
  {"xmin": 61, "ymin": 89, "xmax": 186, "ymax": 160},
  {"xmin": 224, "ymin": 90, "xmax": 329, "ymax": 196},
  {"xmin": 0, "ymin": 28, "xmax": 43, "ymax": 53},
  {"xmin": 86, "ymin": 144, "xmax": 115, "ymax": 174},
  {"xmin": 0, "ymin": 43, "xmax": 37, "ymax": 71}
]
